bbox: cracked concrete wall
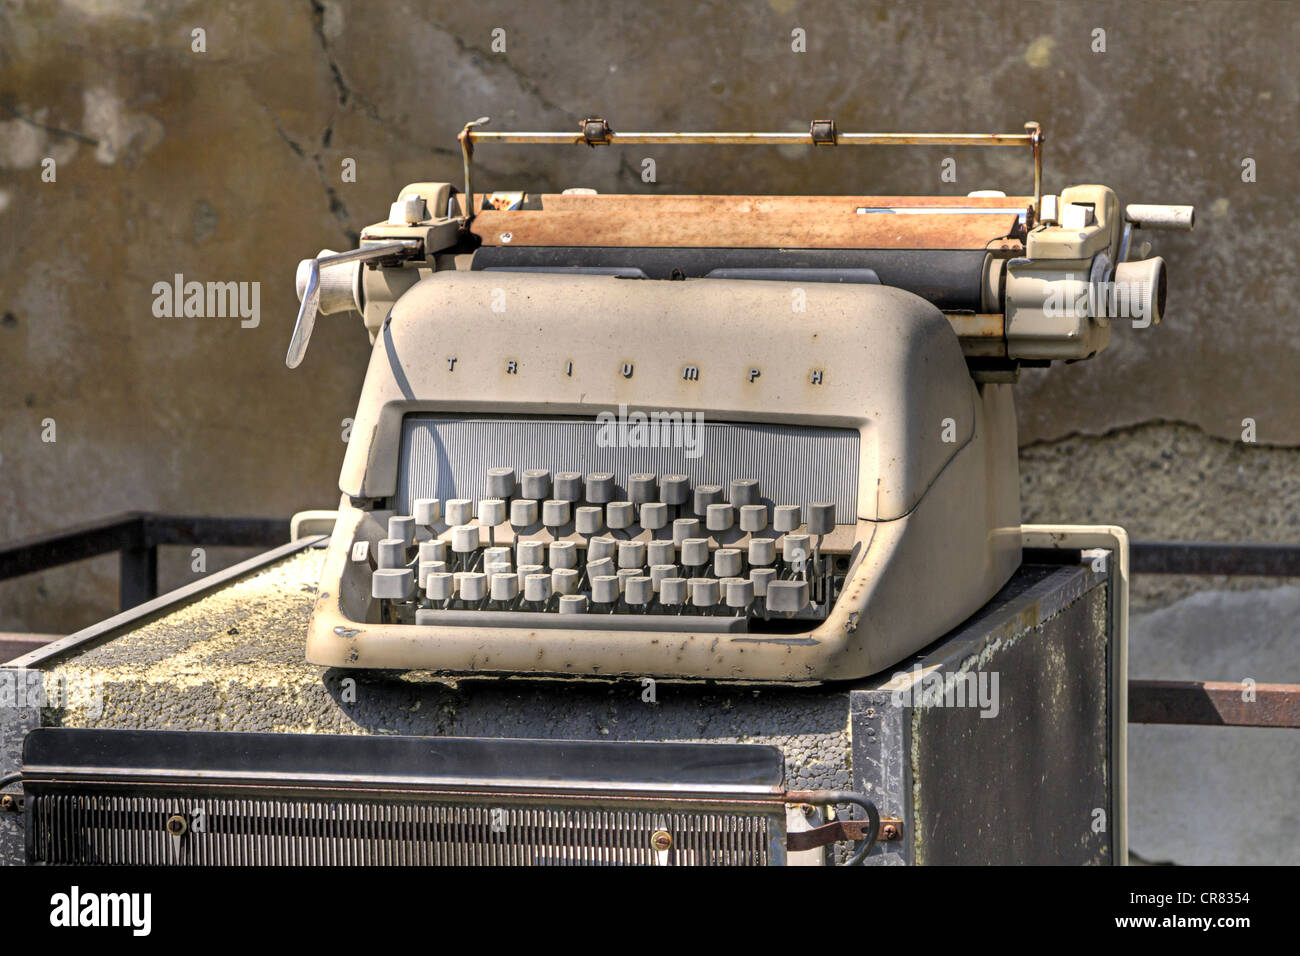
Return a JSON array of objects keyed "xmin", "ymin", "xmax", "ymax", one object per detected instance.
[{"xmin": 0, "ymin": 1, "xmax": 1296, "ymax": 862}]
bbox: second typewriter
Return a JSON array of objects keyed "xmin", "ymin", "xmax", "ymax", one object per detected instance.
[{"xmin": 288, "ymin": 117, "xmax": 1192, "ymax": 681}]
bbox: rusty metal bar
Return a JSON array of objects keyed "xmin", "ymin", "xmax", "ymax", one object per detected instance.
[
  {"xmin": 1131, "ymin": 540, "xmax": 1300, "ymax": 577},
  {"xmin": 1129, "ymin": 680, "xmax": 1300, "ymax": 728},
  {"xmin": 469, "ymin": 130, "xmax": 1037, "ymax": 147}
]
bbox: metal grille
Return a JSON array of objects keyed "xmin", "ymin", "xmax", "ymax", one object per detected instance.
[
  {"xmin": 29, "ymin": 794, "xmax": 773, "ymax": 866},
  {"xmin": 395, "ymin": 416, "xmax": 860, "ymax": 524}
]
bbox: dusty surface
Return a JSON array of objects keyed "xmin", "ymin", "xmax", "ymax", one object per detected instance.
[{"xmin": 1, "ymin": 1, "xmax": 1297, "ymax": 634}]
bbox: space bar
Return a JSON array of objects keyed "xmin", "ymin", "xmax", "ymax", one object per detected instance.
[{"xmin": 414, "ymin": 608, "xmax": 748, "ymax": 633}]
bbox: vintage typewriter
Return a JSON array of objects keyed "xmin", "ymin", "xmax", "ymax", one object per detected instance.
[{"xmin": 289, "ymin": 117, "xmax": 1192, "ymax": 681}]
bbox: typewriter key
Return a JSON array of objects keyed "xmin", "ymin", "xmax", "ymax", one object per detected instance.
[
  {"xmin": 542, "ymin": 498, "xmax": 571, "ymax": 528},
  {"xmin": 376, "ymin": 538, "xmax": 406, "ymax": 570},
  {"xmin": 554, "ymin": 473, "xmax": 583, "ymax": 502},
  {"xmin": 520, "ymin": 469, "xmax": 551, "ymax": 500},
  {"xmin": 639, "ymin": 502, "xmax": 668, "ymax": 531},
  {"xmin": 729, "ymin": 478, "xmax": 760, "ymax": 507},
  {"xmin": 388, "ymin": 516, "xmax": 416, "ymax": 547},
  {"xmin": 372, "ymin": 567, "xmax": 415, "ymax": 601},
  {"xmin": 485, "ymin": 468, "xmax": 515, "ymax": 499}
]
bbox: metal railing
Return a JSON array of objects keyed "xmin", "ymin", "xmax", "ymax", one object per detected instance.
[{"xmin": 0, "ymin": 513, "xmax": 289, "ymax": 611}]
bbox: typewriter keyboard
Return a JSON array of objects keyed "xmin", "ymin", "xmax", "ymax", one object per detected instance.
[{"xmin": 364, "ymin": 468, "xmax": 850, "ymax": 633}]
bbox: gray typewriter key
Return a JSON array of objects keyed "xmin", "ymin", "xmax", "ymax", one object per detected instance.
[
  {"xmin": 478, "ymin": 498, "xmax": 507, "ymax": 527},
  {"xmin": 660, "ymin": 578, "xmax": 687, "ymax": 606},
  {"xmin": 520, "ymin": 469, "xmax": 550, "ymax": 500},
  {"xmin": 750, "ymin": 567, "xmax": 776, "ymax": 596},
  {"xmin": 517, "ymin": 564, "xmax": 544, "ymax": 589},
  {"xmin": 376, "ymin": 538, "xmax": 406, "ymax": 570},
  {"xmin": 586, "ymin": 556, "xmax": 615, "ymax": 579},
  {"xmin": 554, "ymin": 472, "xmax": 583, "ymax": 502},
  {"xmin": 490, "ymin": 572, "xmax": 519, "ymax": 602},
  {"xmin": 628, "ymin": 474, "xmax": 657, "ymax": 504},
  {"xmin": 617, "ymin": 540, "xmax": 646, "ymax": 569},
  {"xmin": 510, "ymin": 499, "xmax": 539, "ymax": 526},
  {"xmin": 725, "ymin": 577, "xmax": 754, "ymax": 609},
  {"xmin": 806, "ymin": 502, "xmax": 835, "ymax": 536},
  {"xmin": 767, "ymin": 579, "xmax": 809, "ymax": 613},
  {"xmin": 388, "ymin": 516, "xmax": 416, "ymax": 547},
  {"xmin": 446, "ymin": 499, "xmax": 473, "ymax": 527},
  {"xmin": 693, "ymin": 484, "xmax": 723, "ymax": 517},
  {"xmin": 418, "ymin": 560, "xmax": 447, "ymax": 589},
  {"xmin": 483, "ymin": 546, "xmax": 513, "ymax": 575},
  {"xmin": 419, "ymin": 539, "xmax": 448, "ymax": 564},
  {"xmin": 486, "ymin": 468, "xmax": 515, "ymax": 499},
  {"xmin": 585, "ymin": 472, "xmax": 615, "ymax": 504},
  {"xmin": 625, "ymin": 576, "xmax": 653, "ymax": 606},
  {"xmin": 591, "ymin": 575, "xmax": 620, "ymax": 606},
  {"xmin": 729, "ymin": 478, "xmax": 760, "ymax": 507},
  {"xmin": 516, "ymin": 540, "xmax": 546, "ymax": 568},
  {"xmin": 524, "ymin": 572, "xmax": 551, "ymax": 603},
  {"xmin": 542, "ymin": 499, "xmax": 571, "ymax": 528},
  {"xmin": 425, "ymin": 572, "xmax": 453, "ymax": 602},
  {"xmin": 456, "ymin": 571, "xmax": 487, "ymax": 603},
  {"xmin": 748, "ymin": 537, "xmax": 776, "ymax": 567},
  {"xmin": 739, "ymin": 504, "xmax": 767, "ymax": 534},
  {"xmin": 680, "ymin": 538, "xmax": 709, "ymax": 571},
  {"xmin": 639, "ymin": 502, "xmax": 668, "ymax": 531},
  {"xmin": 773, "ymin": 505, "xmax": 801, "ymax": 533},
  {"xmin": 714, "ymin": 548, "xmax": 742, "ymax": 578},
  {"xmin": 552, "ymin": 567, "xmax": 580, "ymax": 595},
  {"xmin": 606, "ymin": 501, "xmax": 635, "ymax": 530},
  {"xmin": 372, "ymin": 568, "xmax": 415, "ymax": 600},
  {"xmin": 549, "ymin": 541, "xmax": 577, "ymax": 570},
  {"xmin": 706, "ymin": 503, "xmax": 734, "ymax": 532},
  {"xmin": 672, "ymin": 518, "xmax": 701, "ymax": 546},
  {"xmin": 650, "ymin": 564, "xmax": 676, "ymax": 591},
  {"xmin": 616, "ymin": 568, "xmax": 639, "ymax": 593},
  {"xmin": 647, "ymin": 540, "xmax": 675, "ymax": 568},
  {"xmin": 691, "ymin": 578, "xmax": 720, "ymax": 608},
  {"xmin": 575, "ymin": 506, "xmax": 604, "ymax": 535},
  {"xmin": 659, "ymin": 474, "xmax": 690, "ymax": 505},
  {"xmin": 451, "ymin": 525, "xmax": 480, "ymax": 556},
  {"xmin": 414, "ymin": 498, "xmax": 442, "ymax": 527},
  {"xmin": 782, "ymin": 534, "xmax": 811, "ymax": 573},
  {"xmin": 558, "ymin": 594, "xmax": 588, "ymax": 614},
  {"xmin": 588, "ymin": 536, "xmax": 616, "ymax": 561}
]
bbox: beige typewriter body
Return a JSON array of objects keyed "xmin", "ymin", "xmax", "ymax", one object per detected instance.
[
  {"xmin": 307, "ymin": 271, "xmax": 1020, "ymax": 679},
  {"xmin": 290, "ymin": 118, "xmax": 1191, "ymax": 681}
]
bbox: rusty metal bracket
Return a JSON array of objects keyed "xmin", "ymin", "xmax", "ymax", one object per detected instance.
[
  {"xmin": 457, "ymin": 116, "xmax": 491, "ymax": 222},
  {"xmin": 1025, "ymin": 121, "xmax": 1043, "ymax": 220},
  {"xmin": 784, "ymin": 788, "xmax": 883, "ymax": 864},
  {"xmin": 787, "ymin": 816, "xmax": 903, "ymax": 852},
  {"xmin": 810, "ymin": 119, "xmax": 838, "ymax": 146}
]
